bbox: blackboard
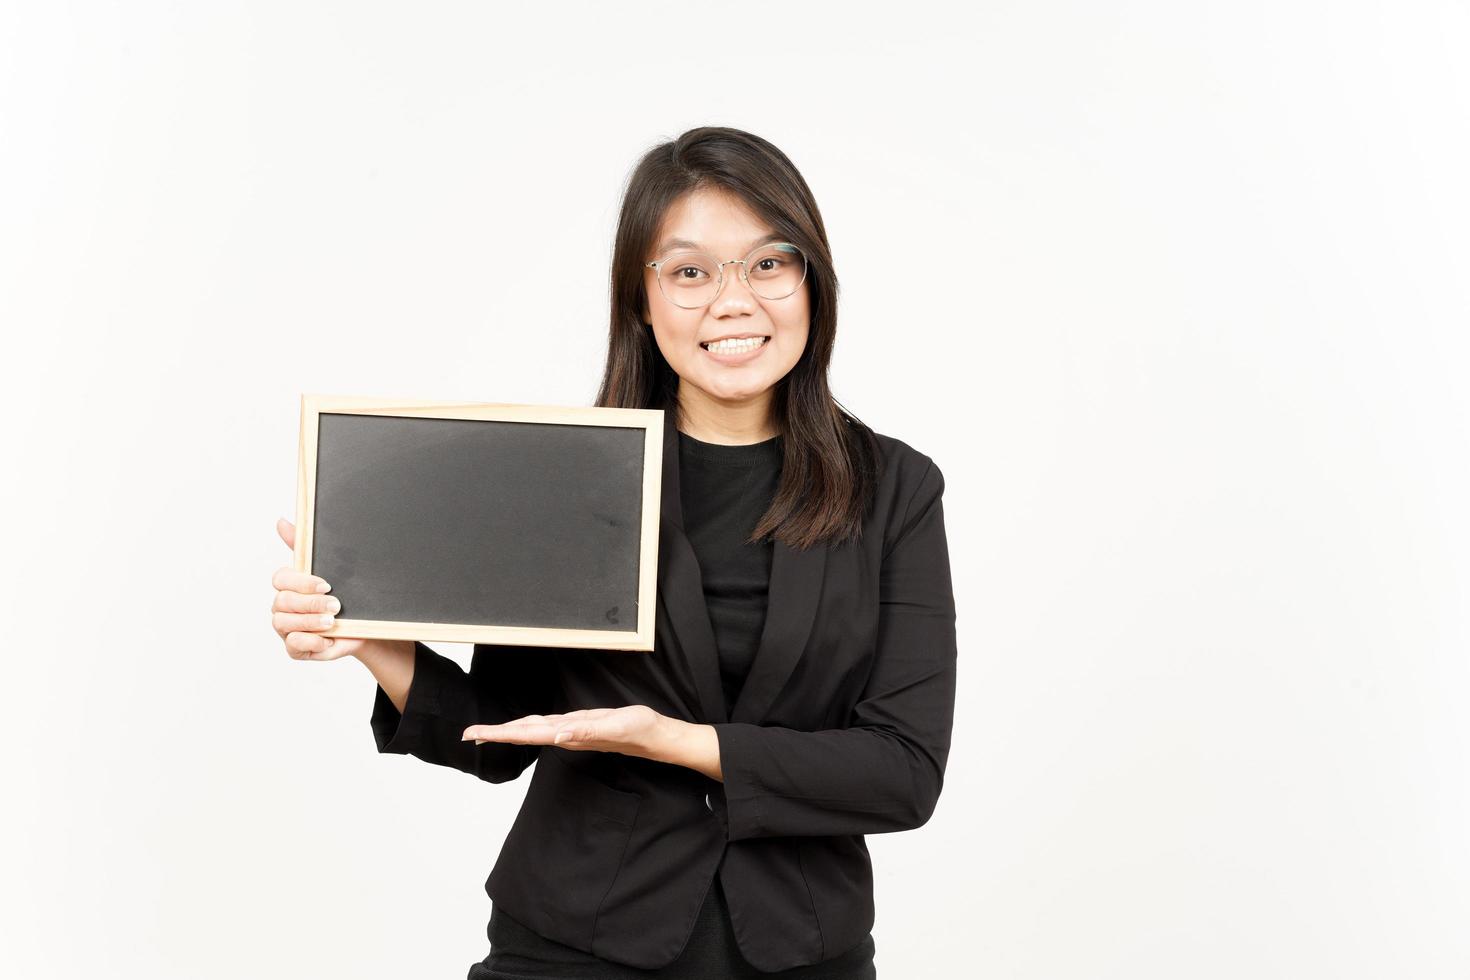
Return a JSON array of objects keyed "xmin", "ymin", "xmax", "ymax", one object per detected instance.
[{"xmin": 293, "ymin": 395, "xmax": 663, "ymax": 651}]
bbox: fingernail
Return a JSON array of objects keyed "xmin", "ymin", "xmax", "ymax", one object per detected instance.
[
  {"xmin": 317, "ymin": 581, "xmax": 332, "ymax": 593},
  {"xmin": 318, "ymin": 615, "xmax": 335, "ymax": 628},
  {"xmin": 322, "ymin": 638, "xmax": 334, "ymax": 647},
  {"xmin": 326, "ymin": 597, "xmax": 341, "ymax": 614}
]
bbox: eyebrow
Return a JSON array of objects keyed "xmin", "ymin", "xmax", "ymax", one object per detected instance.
[{"xmin": 654, "ymin": 231, "xmax": 786, "ymax": 256}]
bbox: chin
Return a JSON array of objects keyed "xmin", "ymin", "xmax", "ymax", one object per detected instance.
[{"xmin": 699, "ymin": 377, "xmax": 774, "ymax": 403}]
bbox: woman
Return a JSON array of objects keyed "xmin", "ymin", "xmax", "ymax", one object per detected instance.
[{"xmin": 269, "ymin": 126, "xmax": 957, "ymax": 978}]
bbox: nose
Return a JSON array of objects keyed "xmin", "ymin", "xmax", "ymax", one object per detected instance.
[{"xmin": 708, "ymin": 260, "xmax": 759, "ymax": 313}]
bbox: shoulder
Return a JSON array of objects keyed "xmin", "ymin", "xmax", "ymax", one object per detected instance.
[
  {"xmin": 866, "ymin": 429, "xmax": 946, "ymax": 551},
  {"xmin": 870, "ymin": 429, "xmax": 944, "ymax": 499}
]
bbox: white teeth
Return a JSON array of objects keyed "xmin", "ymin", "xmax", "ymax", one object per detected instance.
[{"xmin": 702, "ymin": 336, "xmax": 769, "ymax": 354}]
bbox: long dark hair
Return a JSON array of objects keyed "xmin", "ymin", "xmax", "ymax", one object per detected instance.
[{"xmin": 594, "ymin": 126, "xmax": 882, "ymax": 551}]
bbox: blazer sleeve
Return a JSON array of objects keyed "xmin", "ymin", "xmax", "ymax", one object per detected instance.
[
  {"xmin": 711, "ymin": 457, "xmax": 957, "ymax": 840},
  {"xmin": 370, "ymin": 640, "xmax": 559, "ymax": 784}
]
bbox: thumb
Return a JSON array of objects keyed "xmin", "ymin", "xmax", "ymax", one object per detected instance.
[{"xmin": 277, "ymin": 517, "xmax": 296, "ymax": 551}]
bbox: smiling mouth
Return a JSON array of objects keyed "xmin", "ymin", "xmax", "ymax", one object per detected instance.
[{"xmin": 700, "ymin": 336, "xmax": 771, "ymax": 352}]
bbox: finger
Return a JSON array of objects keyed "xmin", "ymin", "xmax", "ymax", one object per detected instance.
[
  {"xmin": 277, "ymin": 517, "xmax": 296, "ymax": 550},
  {"xmin": 284, "ymin": 630, "xmax": 338, "ymax": 659},
  {"xmin": 272, "ymin": 590, "xmax": 342, "ymax": 615},
  {"xmin": 462, "ymin": 716, "xmax": 557, "ymax": 738},
  {"xmin": 525, "ymin": 707, "xmax": 610, "ymax": 722},
  {"xmin": 271, "ymin": 566, "xmax": 331, "ymax": 595},
  {"xmin": 462, "ymin": 717, "xmax": 559, "ymax": 744},
  {"xmin": 462, "ymin": 709, "xmax": 618, "ymax": 745},
  {"xmin": 274, "ymin": 610, "xmax": 338, "ymax": 636}
]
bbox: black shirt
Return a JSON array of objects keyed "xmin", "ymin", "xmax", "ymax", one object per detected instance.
[
  {"xmin": 470, "ymin": 430, "xmax": 877, "ymax": 979},
  {"xmin": 675, "ymin": 429, "xmax": 784, "ymax": 716}
]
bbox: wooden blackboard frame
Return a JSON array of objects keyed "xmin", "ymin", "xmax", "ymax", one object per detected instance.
[{"xmin": 294, "ymin": 394, "xmax": 664, "ymax": 651}]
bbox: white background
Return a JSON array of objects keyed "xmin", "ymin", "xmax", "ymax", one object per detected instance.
[{"xmin": 2, "ymin": 2, "xmax": 1467, "ymax": 977}]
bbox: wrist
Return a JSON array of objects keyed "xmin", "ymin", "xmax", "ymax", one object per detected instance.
[
  {"xmin": 354, "ymin": 638, "xmax": 414, "ymax": 668},
  {"xmin": 645, "ymin": 713, "xmax": 691, "ymax": 764},
  {"xmin": 646, "ymin": 716, "xmax": 721, "ymax": 780},
  {"xmin": 645, "ymin": 713, "xmax": 677, "ymax": 760}
]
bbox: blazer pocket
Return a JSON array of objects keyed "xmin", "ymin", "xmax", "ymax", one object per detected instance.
[{"xmin": 486, "ymin": 748, "xmax": 642, "ymax": 950}]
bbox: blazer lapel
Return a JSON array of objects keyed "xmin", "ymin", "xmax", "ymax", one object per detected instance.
[
  {"xmin": 729, "ymin": 533, "xmax": 827, "ymax": 725},
  {"xmin": 657, "ymin": 413, "xmax": 729, "ymax": 725},
  {"xmin": 655, "ymin": 409, "xmax": 829, "ymax": 727}
]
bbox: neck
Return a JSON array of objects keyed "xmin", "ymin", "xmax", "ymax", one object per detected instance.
[{"xmin": 675, "ymin": 383, "xmax": 779, "ymax": 445}]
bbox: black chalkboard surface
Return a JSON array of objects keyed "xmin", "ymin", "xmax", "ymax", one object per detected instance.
[{"xmin": 293, "ymin": 395, "xmax": 663, "ymax": 651}]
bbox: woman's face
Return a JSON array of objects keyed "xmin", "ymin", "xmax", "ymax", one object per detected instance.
[{"xmin": 642, "ymin": 188, "xmax": 810, "ymax": 412}]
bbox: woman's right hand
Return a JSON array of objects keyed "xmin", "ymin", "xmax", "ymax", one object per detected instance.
[{"xmin": 271, "ymin": 517, "xmax": 368, "ymax": 662}]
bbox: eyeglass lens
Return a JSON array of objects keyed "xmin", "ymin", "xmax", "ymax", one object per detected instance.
[{"xmin": 657, "ymin": 243, "xmax": 806, "ymax": 309}]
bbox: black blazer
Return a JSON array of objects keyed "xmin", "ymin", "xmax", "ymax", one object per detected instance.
[{"xmin": 370, "ymin": 409, "xmax": 957, "ymax": 972}]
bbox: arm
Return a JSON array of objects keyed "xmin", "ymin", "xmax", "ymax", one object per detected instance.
[
  {"xmin": 367, "ymin": 639, "xmax": 559, "ymax": 784},
  {"xmin": 709, "ymin": 458, "xmax": 957, "ymax": 840}
]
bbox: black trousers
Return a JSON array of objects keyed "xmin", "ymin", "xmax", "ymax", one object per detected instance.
[{"xmin": 467, "ymin": 875, "xmax": 877, "ymax": 980}]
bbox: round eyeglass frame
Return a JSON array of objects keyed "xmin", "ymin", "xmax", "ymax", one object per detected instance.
[{"xmin": 644, "ymin": 241, "xmax": 809, "ymax": 310}]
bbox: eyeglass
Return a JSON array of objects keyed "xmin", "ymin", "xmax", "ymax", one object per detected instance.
[{"xmin": 645, "ymin": 241, "xmax": 808, "ymax": 310}]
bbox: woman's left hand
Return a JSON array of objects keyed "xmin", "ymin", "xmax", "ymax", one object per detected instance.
[{"xmin": 462, "ymin": 705, "xmax": 670, "ymax": 759}]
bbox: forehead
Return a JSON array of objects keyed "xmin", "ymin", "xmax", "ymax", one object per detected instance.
[{"xmin": 652, "ymin": 188, "xmax": 776, "ymax": 255}]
